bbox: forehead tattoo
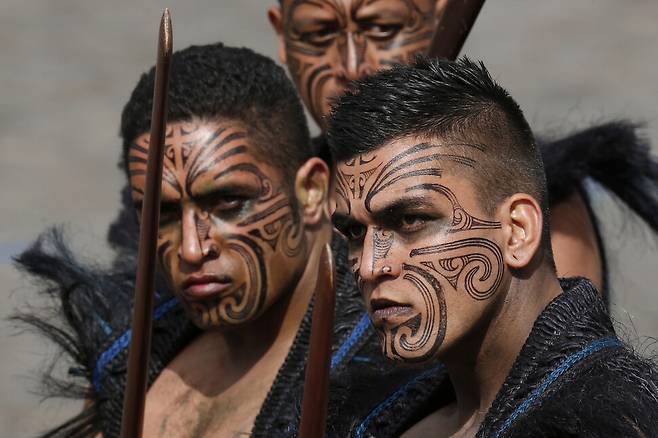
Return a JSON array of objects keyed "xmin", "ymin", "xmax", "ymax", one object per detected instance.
[
  {"xmin": 129, "ymin": 122, "xmax": 255, "ymax": 199},
  {"xmin": 337, "ymin": 142, "xmax": 504, "ymax": 362}
]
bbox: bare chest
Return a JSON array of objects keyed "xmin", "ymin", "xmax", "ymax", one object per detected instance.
[{"xmin": 141, "ymin": 366, "xmax": 276, "ymax": 438}]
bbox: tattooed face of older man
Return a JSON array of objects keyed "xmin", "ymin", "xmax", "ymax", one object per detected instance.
[
  {"xmin": 332, "ymin": 137, "xmax": 508, "ymax": 362},
  {"xmin": 129, "ymin": 119, "xmax": 307, "ymax": 330},
  {"xmin": 269, "ymin": 0, "xmax": 442, "ymax": 128}
]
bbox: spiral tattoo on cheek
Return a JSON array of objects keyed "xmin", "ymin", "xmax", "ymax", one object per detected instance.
[
  {"xmin": 411, "ymin": 238, "xmax": 504, "ymax": 301},
  {"xmin": 188, "ymin": 234, "xmax": 268, "ymax": 327},
  {"xmin": 382, "ymin": 263, "xmax": 446, "ymax": 362}
]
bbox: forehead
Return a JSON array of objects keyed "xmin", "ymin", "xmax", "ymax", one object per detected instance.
[
  {"xmin": 132, "ymin": 119, "xmax": 246, "ymax": 150},
  {"xmin": 335, "ymin": 136, "xmax": 481, "ymax": 213},
  {"xmin": 129, "ymin": 119, "xmax": 284, "ymax": 195}
]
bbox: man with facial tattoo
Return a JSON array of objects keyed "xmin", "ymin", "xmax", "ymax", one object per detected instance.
[
  {"xmin": 14, "ymin": 43, "xmax": 390, "ymax": 437},
  {"xmin": 326, "ymin": 57, "xmax": 658, "ymax": 437},
  {"xmin": 267, "ymin": 0, "xmax": 658, "ymax": 300}
]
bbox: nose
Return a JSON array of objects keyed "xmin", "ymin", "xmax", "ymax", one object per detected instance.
[
  {"xmin": 335, "ymin": 32, "xmax": 374, "ymax": 83},
  {"xmin": 178, "ymin": 208, "xmax": 218, "ymax": 266},
  {"xmin": 358, "ymin": 227, "xmax": 400, "ymax": 284}
]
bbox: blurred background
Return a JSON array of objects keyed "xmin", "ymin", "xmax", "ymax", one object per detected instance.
[{"xmin": 2, "ymin": 1, "xmax": 657, "ymax": 436}]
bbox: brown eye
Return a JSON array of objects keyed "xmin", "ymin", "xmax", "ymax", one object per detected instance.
[
  {"xmin": 299, "ymin": 27, "xmax": 339, "ymax": 46},
  {"xmin": 398, "ymin": 214, "xmax": 427, "ymax": 232},
  {"xmin": 212, "ymin": 196, "xmax": 246, "ymax": 213},
  {"xmin": 362, "ymin": 22, "xmax": 402, "ymax": 40},
  {"xmin": 345, "ymin": 223, "xmax": 367, "ymax": 241}
]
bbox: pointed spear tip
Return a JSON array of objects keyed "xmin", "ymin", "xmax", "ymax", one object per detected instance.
[{"xmin": 160, "ymin": 8, "xmax": 173, "ymax": 57}]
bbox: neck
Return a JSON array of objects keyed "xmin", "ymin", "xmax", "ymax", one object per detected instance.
[{"xmin": 442, "ymin": 268, "xmax": 563, "ymax": 432}]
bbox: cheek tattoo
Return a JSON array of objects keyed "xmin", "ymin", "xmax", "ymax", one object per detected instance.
[
  {"xmin": 130, "ymin": 122, "xmax": 305, "ymax": 328},
  {"xmin": 188, "ymin": 234, "xmax": 269, "ymax": 327},
  {"xmin": 339, "ymin": 142, "xmax": 504, "ymax": 361}
]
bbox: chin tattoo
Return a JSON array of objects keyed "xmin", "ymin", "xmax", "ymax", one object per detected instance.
[
  {"xmin": 339, "ymin": 142, "xmax": 504, "ymax": 362},
  {"xmin": 129, "ymin": 122, "xmax": 305, "ymax": 329}
]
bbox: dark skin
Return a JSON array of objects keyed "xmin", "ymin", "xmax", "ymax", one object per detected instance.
[
  {"xmin": 124, "ymin": 118, "xmax": 332, "ymax": 437},
  {"xmin": 268, "ymin": 0, "xmax": 604, "ymax": 291},
  {"xmin": 334, "ymin": 135, "xmax": 563, "ymax": 435}
]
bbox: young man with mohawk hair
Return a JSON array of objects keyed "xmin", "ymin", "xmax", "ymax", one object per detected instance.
[{"xmin": 327, "ymin": 56, "xmax": 658, "ymax": 437}]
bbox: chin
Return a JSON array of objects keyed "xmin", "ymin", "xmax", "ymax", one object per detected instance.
[{"xmin": 377, "ymin": 325, "xmax": 445, "ymax": 364}]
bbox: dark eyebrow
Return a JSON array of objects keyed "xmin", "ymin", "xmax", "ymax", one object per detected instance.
[
  {"xmin": 369, "ymin": 195, "xmax": 434, "ymax": 223},
  {"xmin": 191, "ymin": 183, "xmax": 260, "ymax": 202}
]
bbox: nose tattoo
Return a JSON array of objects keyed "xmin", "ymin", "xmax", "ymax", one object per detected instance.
[
  {"xmin": 195, "ymin": 214, "xmax": 217, "ymax": 257},
  {"xmin": 195, "ymin": 214, "xmax": 210, "ymax": 241},
  {"xmin": 372, "ymin": 228, "xmax": 394, "ymax": 273}
]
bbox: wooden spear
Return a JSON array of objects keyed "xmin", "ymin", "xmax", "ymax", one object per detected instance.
[
  {"xmin": 428, "ymin": 0, "xmax": 486, "ymax": 60},
  {"xmin": 298, "ymin": 243, "xmax": 336, "ymax": 438},
  {"xmin": 120, "ymin": 9, "xmax": 172, "ymax": 438}
]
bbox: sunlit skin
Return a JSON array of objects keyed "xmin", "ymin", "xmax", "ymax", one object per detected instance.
[
  {"xmin": 333, "ymin": 136, "xmax": 563, "ymax": 435},
  {"xmin": 269, "ymin": 0, "xmax": 604, "ymax": 291},
  {"xmin": 127, "ymin": 119, "xmax": 331, "ymax": 437}
]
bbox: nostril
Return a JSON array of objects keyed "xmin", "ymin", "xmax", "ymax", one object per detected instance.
[{"xmin": 202, "ymin": 242, "xmax": 219, "ymax": 258}]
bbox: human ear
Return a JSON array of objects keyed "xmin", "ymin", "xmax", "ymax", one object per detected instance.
[
  {"xmin": 499, "ymin": 193, "xmax": 544, "ymax": 270},
  {"xmin": 295, "ymin": 157, "xmax": 330, "ymax": 226},
  {"xmin": 267, "ymin": 6, "xmax": 287, "ymax": 65}
]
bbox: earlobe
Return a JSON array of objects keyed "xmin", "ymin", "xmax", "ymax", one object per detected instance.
[
  {"xmin": 267, "ymin": 6, "xmax": 287, "ymax": 65},
  {"xmin": 500, "ymin": 194, "xmax": 544, "ymax": 270},
  {"xmin": 295, "ymin": 158, "xmax": 330, "ymax": 226}
]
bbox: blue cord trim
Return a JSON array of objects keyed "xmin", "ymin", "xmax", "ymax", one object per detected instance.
[
  {"xmin": 331, "ymin": 312, "xmax": 371, "ymax": 370},
  {"xmin": 494, "ymin": 336, "xmax": 622, "ymax": 437},
  {"xmin": 355, "ymin": 363, "xmax": 445, "ymax": 438},
  {"xmin": 92, "ymin": 305, "xmax": 370, "ymax": 392},
  {"xmin": 92, "ymin": 296, "xmax": 179, "ymax": 392},
  {"xmin": 93, "ymin": 313, "xmax": 113, "ymax": 336}
]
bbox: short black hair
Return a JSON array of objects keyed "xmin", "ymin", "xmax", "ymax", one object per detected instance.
[
  {"xmin": 327, "ymin": 56, "xmax": 553, "ymax": 265},
  {"xmin": 120, "ymin": 42, "xmax": 310, "ymax": 183}
]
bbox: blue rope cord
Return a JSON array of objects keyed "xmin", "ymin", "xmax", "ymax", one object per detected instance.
[
  {"xmin": 493, "ymin": 336, "xmax": 622, "ymax": 437},
  {"xmin": 91, "ymin": 296, "xmax": 179, "ymax": 392},
  {"xmin": 331, "ymin": 312, "xmax": 371, "ymax": 370},
  {"xmin": 355, "ymin": 363, "xmax": 445, "ymax": 438}
]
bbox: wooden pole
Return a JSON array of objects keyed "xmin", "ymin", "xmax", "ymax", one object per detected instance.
[
  {"xmin": 428, "ymin": 0, "xmax": 486, "ymax": 60},
  {"xmin": 120, "ymin": 9, "xmax": 172, "ymax": 438},
  {"xmin": 298, "ymin": 244, "xmax": 336, "ymax": 438}
]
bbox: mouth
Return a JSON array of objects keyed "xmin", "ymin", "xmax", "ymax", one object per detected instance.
[
  {"xmin": 369, "ymin": 297, "xmax": 414, "ymax": 326},
  {"xmin": 181, "ymin": 274, "xmax": 233, "ymax": 300}
]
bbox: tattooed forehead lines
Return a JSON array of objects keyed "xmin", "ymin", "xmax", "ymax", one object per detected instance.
[{"xmin": 128, "ymin": 121, "xmax": 266, "ymax": 200}]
